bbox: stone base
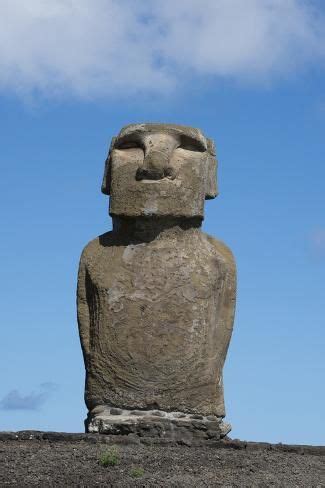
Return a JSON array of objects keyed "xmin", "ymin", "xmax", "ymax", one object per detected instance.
[{"xmin": 86, "ymin": 406, "xmax": 231, "ymax": 444}]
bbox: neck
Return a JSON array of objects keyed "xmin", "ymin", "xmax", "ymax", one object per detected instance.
[{"xmin": 112, "ymin": 216, "xmax": 202, "ymax": 242}]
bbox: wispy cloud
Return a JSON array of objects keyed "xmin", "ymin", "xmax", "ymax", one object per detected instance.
[
  {"xmin": 0, "ymin": 0, "xmax": 324, "ymax": 99},
  {"xmin": 0, "ymin": 383, "xmax": 58, "ymax": 411},
  {"xmin": 310, "ymin": 228, "xmax": 325, "ymax": 258}
]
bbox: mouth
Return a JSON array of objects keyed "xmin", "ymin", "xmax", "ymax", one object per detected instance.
[{"xmin": 136, "ymin": 167, "xmax": 176, "ymax": 181}]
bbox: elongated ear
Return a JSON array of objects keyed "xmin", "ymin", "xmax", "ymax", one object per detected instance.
[
  {"xmin": 205, "ymin": 138, "xmax": 218, "ymax": 199},
  {"xmin": 101, "ymin": 137, "xmax": 116, "ymax": 195}
]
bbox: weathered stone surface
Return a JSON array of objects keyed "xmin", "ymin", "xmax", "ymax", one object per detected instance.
[
  {"xmin": 86, "ymin": 408, "xmax": 226, "ymax": 444},
  {"xmin": 77, "ymin": 123, "xmax": 236, "ymax": 435},
  {"xmin": 110, "ymin": 407, "xmax": 122, "ymax": 415}
]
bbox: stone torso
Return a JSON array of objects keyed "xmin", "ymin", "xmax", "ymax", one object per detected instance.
[
  {"xmin": 79, "ymin": 225, "xmax": 235, "ymax": 415},
  {"xmin": 78, "ymin": 123, "xmax": 237, "ymax": 433}
]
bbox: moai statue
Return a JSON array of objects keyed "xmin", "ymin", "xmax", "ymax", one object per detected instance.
[{"xmin": 77, "ymin": 123, "xmax": 236, "ymax": 441}]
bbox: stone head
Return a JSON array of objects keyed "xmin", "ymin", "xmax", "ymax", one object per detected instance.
[{"xmin": 101, "ymin": 123, "xmax": 218, "ymax": 219}]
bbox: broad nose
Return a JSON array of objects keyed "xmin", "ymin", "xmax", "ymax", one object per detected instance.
[
  {"xmin": 136, "ymin": 134, "xmax": 178, "ymax": 181},
  {"xmin": 136, "ymin": 150, "xmax": 174, "ymax": 180}
]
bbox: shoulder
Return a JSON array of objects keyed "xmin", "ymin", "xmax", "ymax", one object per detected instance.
[
  {"xmin": 79, "ymin": 231, "xmax": 114, "ymax": 265},
  {"xmin": 201, "ymin": 232, "xmax": 236, "ymax": 272}
]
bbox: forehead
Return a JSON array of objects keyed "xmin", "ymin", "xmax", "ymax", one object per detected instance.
[{"xmin": 116, "ymin": 123, "xmax": 207, "ymax": 150}]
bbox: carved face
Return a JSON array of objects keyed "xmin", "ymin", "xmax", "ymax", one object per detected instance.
[{"xmin": 102, "ymin": 124, "xmax": 218, "ymax": 219}]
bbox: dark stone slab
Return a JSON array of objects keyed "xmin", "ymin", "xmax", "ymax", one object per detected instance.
[{"xmin": 0, "ymin": 431, "xmax": 324, "ymax": 456}]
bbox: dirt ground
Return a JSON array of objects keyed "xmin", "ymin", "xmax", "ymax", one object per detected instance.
[{"xmin": 1, "ymin": 432, "xmax": 324, "ymax": 487}]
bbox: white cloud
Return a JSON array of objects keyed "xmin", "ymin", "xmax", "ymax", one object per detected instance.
[
  {"xmin": 0, "ymin": 383, "xmax": 58, "ymax": 410},
  {"xmin": 0, "ymin": 0, "xmax": 324, "ymax": 99}
]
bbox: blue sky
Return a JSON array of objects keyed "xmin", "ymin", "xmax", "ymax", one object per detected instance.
[{"xmin": 0, "ymin": 0, "xmax": 324, "ymax": 445}]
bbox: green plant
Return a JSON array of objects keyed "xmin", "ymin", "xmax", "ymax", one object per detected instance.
[
  {"xmin": 130, "ymin": 467, "xmax": 145, "ymax": 478},
  {"xmin": 99, "ymin": 446, "xmax": 120, "ymax": 467}
]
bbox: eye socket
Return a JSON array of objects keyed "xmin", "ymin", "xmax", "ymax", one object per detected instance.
[
  {"xmin": 178, "ymin": 143, "xmax": 204, "ymax": 152},
  {"xmin": 178, "ymin": 136, "xmax": 206, "ymax": 152},
  {"xmin": 115, "ymin": 139, "xmax": 143, "ymax": 150}
]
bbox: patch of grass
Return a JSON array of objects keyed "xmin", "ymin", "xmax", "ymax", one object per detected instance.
[
  {"xmin": 130, "ymin": 466, "xmax": 145, "ymax": 478},
  {"xmin": 99, "ymin": 446, "xmax": 120, "ymax": 467}
]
